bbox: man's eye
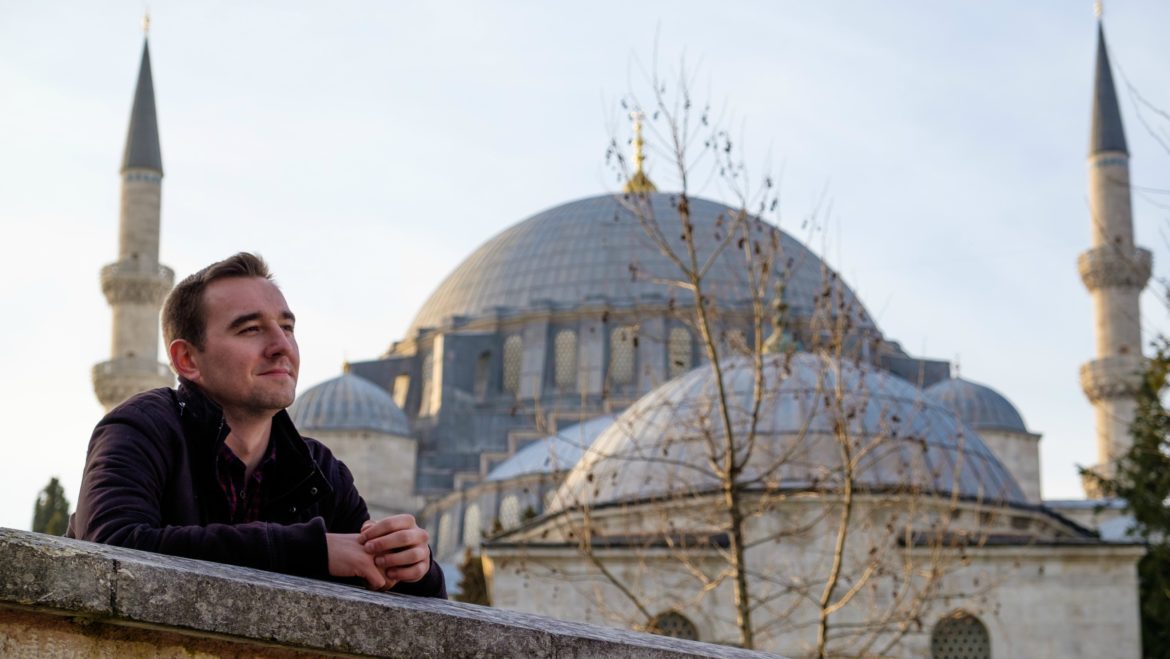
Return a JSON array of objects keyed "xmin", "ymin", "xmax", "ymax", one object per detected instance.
[
  {"xmin": 282, "ymin": 325, "xmax": 295, "ymax": 334},
  {"xmin": 239, "ymin": 326, "xmax": 260, "ymax": 335}
]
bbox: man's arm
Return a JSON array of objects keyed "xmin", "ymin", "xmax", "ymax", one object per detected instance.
[
  {"xmin": 69, "ymin": 411, "xmax": 332, "ymax": 576},
  {"xmin": 71, "ymin": 406, "xmax": 387, "ymax": 587}
]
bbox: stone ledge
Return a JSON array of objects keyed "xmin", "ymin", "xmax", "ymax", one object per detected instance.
[{"xmin": 0, "ymin": 528, "xmax": 781, "ymax": 658}]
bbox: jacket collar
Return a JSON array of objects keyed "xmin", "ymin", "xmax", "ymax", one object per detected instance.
[{"xmin": 175, "ymin": 378, "xmax": 332, "ymax": 512}]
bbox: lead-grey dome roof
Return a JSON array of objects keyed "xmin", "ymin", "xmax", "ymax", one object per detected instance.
[
  {"xmin": 924, "ymin": 378, "xmax": 1028, "ymax": 434},
  {"xmin": 551, "ymin": 353, "xmax": 1026, "ymax": 511},
  {"xmin": 409, "ymin": 193, "xmax": 875, "ymax": 335},
  {"xmin": 486, "ymin": 414, "xmax": 616, "ymax": 482},
  {"xmin": 290, "ymin": 373, "xmax": 411, "ymax": 436}
]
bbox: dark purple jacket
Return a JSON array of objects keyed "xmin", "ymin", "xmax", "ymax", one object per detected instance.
[{"xmin": 67, "ymin": 380, "xmax": 445, "ymax": 598}]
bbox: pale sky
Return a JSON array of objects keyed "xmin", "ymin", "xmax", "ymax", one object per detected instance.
[{"xmin": 1, "ymin": 1, "xmax": 1167, "ymax": 531}]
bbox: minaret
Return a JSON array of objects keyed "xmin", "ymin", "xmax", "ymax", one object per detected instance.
[
  {"xmin": 92, "ymin": 25, "xmax": 175, "ymax": 411},
  {"xmin": 1077, "ymin": 11, "xmax": 1152, "ymax": 496}
]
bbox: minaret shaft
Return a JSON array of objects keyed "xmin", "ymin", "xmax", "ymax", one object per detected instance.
[
  {"xmin": 1078, "ymin": 23, "xmax": 1150, "ymax": 496},
  {"xmin": 93, "ymin": 39, "xmax": 174, "ymax": 412}
]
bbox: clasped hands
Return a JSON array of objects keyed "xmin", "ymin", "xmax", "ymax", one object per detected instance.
[{"xmin": 326, "ymin": 514, "xmax": 431, "ymax": 591}]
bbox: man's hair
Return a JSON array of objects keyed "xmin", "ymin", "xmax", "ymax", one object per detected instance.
[{"xmin": 162, "ymin": 252, "xmax": 273, "ymax": 350}]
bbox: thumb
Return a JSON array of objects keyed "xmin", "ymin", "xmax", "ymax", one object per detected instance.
[{"xmin": 363, "ymin": 563, "xmax": 387, "ymax": 590}]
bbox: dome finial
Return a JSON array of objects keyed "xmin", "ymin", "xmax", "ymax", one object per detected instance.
[
  {"xmin": 762, "ymin": 281, "xmax": 796, "ymax": 355},
  {"xmin": 1093, "ymin": 0, "xmax": 1103, "ymax": 19},
  {"xmin": 142, "ymin": 10, "xmax": 151, "ymax": 36},
  {"xmin": 623, "ymin": 109, "xmax": 657, "ymax": 194}
]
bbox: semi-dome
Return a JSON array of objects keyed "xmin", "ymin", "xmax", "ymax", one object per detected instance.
[
  {"xmin": 290, "ymin": 372, "xmax": 411, "ymax": 436},
  {"xmin": 408, "ymin": 193, "xmax": 875, "ymax": 335},
  {"xmin": 552, "ymin": 353, "xmax": 1026, "ymax": 511},
  {"xmin": 925, "ymin": 378, "xmax": 1028, "ymax": 433},
  {"xmin": 486, "ymin": 414, "xmax": 616, "ymax": 482}
]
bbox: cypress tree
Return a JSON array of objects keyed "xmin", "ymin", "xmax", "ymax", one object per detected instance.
[{"xmin": 32, "ymin": 476, "xmax": 71, "ymax": 536}]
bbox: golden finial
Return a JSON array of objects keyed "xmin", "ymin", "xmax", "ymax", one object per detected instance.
[
  {"xmin": 1094, "ymin": 0, "xmax": 1103, "ymax": 19},
  {"xmin": 342, "ymin": 360, "xmax": 351, "ymax": 374},
  {"xmin": 142, "ymin": 10, "xmax": 151, "ymax": 36},
  {"xmin": 623, "ymin": 109, "xmax": 657, "ymax": 194}
]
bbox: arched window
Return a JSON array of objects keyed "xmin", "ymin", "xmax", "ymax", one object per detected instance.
[
  {"xmin": 931, "ymin": 611, "xmax": 990, "ymax": 659},
  {"xmin": 554, "ymin": 329, "xmax": 578, "ymax": 390},
  {"xmin": 463, "ymin": 503, "xmax": 482, "ymax": 546},
  {"xmin": 419, "ymin": 352, "xmax": 434, "ymax": 416},
  {"xmin": 608, "ymin": 325, "xmax": 637, "ymax": 386},
  {"xmin": 474, "ymin": 351, "xmax": 492, "ymax": 399},
  {"xmin": 437, "ymin": 512, "xmax": 454, "ymax": 559},
  {"xmin": 649, "ymin": 611, "xmax": 698, "ymax": 641},
  {"xmin": 503, "ymin": 335, "xmax": 522, "ymax": 395},
  {"xmin": 668, "ymin": 327, "xmax": 693, "ymax": 379},
  {"xmin": 499, "ymin": 495, "xmax": 521, "ymax": 529}
]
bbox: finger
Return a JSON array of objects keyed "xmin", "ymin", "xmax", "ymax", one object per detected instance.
[
  {"xmin": 359, "ymin": 514, "xmax": 416, "ymax": 543},
  {"xmin": 364, "ymin": 528, "xmax": 428, "ymax": 555},
  {"xmin": 386, "ymin": 560, "xmax": 430, "ymax": 584},
  {"xmin": 374, "ymin": 545, "xmax": 429, "ymax": 569}
]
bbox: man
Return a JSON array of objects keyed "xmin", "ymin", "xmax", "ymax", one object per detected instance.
[{"xmin": 68, "ymin": 253, "xmax": 444, "ymax": 597}]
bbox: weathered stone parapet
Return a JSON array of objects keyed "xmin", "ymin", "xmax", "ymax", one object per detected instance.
[{"xmin": 0, "ymin": 528, "xmax": 781, "ymax": 658}]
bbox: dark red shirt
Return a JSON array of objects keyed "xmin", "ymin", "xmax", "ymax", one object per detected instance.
[{"xmin": 216, "ymin": 438, "xmax": 278, "ymax": 523}]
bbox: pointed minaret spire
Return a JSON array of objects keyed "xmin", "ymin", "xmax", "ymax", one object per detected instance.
[
  {"xmin": 1090, "ymin": 19, "xmax": 1128, "ymax": 155},
  {"xmin": 1078, "ymin": 12, "xmax": 1151, "ymax": 497},
  {"xmin": 93, "ymin": 30, "xmax": 174, "ymax": 411},
  {"xmin": 623, "ymin": 110, "xmax": 657, "ymax": 194},
  {"xmin": 122, "ymin": 35, "xmax": 163, "ymax": 174}
]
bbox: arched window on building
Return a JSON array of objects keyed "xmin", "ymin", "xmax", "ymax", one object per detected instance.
[
  {"xmin": 931, "ymin": 611, "xmax": 990, "ymax": 659},
  {"xmin": 463, "ymin": 503, "xmax": 482, "ymax": 547},
  {"xmin": 648, "ymin": 611, "xmax": 698, "ymax": 641},
  {"xmin": 608, "ymin": 325, "xmax": 637, "ymax": 386},
  {"xmin": 499, "ymin": 494, "xmax": 521, "ymax": 530},
  {"xmin": 473, "ymin": 351, "xmax": 492, "ymax": 400},
  {"xmin": 668, "ymin": 327, "xmax": 693, "ymax": 379},
  {"xmin": 553, "ymin": 329, "xmax": 578, "ymax": 391},
  {"xmin": 503, "ymin": 335, "xmax": 522, "ymax": 395},
  {"xmin": 419, "ymin": 351, "xmax": 434, "ymax": 416},
  {"xmin": 437, "ymin": 512, "xmax": 454, "ymax": 560}
]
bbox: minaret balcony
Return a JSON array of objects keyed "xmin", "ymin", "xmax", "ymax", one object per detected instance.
[
  {"xmin": 92, "ymin": 357, "xmax": 175, "ymax": 409},
  {"xmin": 1077, "ymin": 245, "xmax": 1151, "ymax": 290},
  {"xmin": 100, "ymin": 260, "xmax": 175, "ymax": 305},
  {"xmin": 1079, "ymin": 354, "xmax": 1146, "ymax": 402}
]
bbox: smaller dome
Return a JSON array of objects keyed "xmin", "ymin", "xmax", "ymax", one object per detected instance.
[
  {"xmin": 290, "ymin": 373, "xmax": 411, "ymax": 436},
  {"xmin": 487, "ymin": 415, "xmax": 616, "ymax": 481},
  {"xmin": 925, "ymin": 378, "xmax": 1028, "ymax": 433}
]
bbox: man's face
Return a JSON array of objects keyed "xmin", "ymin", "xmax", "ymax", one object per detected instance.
[{"xmin": 188, "ymin": 276, "xmax": 299, "ymax": 418}]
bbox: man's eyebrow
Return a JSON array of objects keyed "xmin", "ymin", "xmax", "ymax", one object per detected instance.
[
  {"xmin": 282, "ymin": 311, "xmax": 296, "ymax": 324},
  {"xmin": 227, "ymin": 312, "xmax": 262, "ymax": 331}
]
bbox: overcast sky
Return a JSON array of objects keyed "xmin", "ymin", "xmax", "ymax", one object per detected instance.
[{"xmin": 1, "ymin": 1, "xmax": 1168, "ymax": 531}]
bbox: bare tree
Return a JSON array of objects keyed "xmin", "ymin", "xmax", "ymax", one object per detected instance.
[{"xmin": 483, "ymin": 60, "xmax": 1013, "ymax": 657}]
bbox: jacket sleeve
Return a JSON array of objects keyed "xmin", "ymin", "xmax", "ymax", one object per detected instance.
[{"xmin": 68, "ymin": 402, "xmax": 329, "ymax": 578}]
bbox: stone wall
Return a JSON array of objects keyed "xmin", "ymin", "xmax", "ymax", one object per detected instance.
[{"xmin": 0, "ymin": 528, "xmax": 780, "ymax": 658}]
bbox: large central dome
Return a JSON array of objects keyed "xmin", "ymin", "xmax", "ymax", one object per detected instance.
[{"xmin": 409, "ymin": 193, "xmax": 874, "ymax": 335}]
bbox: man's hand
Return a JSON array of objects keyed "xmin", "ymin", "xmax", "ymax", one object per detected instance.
[
  {"xmin": 359, "ymin": 514, "xmax": 432, "ymax": 585},
  {"xmin": 325, "ymin": 532, "xmax": 387, "ymax": 590}
]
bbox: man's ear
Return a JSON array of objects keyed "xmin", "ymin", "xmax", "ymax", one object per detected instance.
[{"xmin": 169, "ymin": 340, "xmax": 202, "ymax": 383}]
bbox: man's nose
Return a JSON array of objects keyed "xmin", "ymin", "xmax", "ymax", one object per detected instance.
[{"xmin": 265, "ymin": 323, "xmax": 295, "ymax": 356}]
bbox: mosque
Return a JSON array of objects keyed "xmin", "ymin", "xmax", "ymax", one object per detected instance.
[{"xmin": 93, "ymin": 14, "xmax": 1148, "ymax": 659}]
